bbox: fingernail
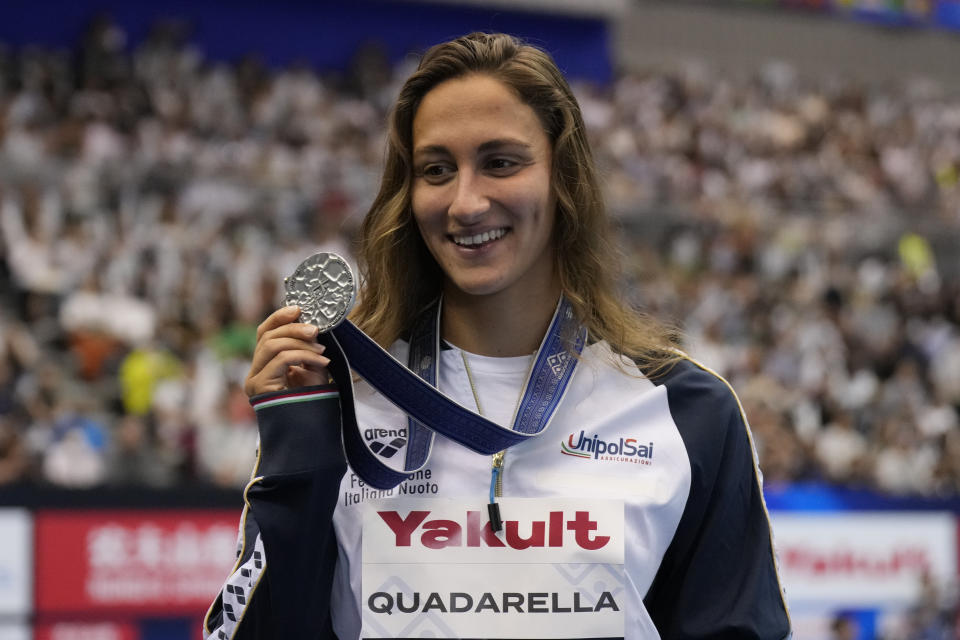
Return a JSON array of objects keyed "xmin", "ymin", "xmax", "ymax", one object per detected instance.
[
  {"xmin": 284, "ymin": 305, "xmax": 300, "ymax": 312},
  {"xmin": 303, "ymin": 325, "xmax": 318, "ymax": 337}
]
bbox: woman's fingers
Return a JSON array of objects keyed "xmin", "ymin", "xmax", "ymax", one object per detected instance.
[
  {"xmin": 256, "ymin": 305, "xmax": 303, "ymax": 342},
  {"xmin": 249, "ymin": 333, "xmax": 324, "ymax": 376},
  {"xmin": 261, "ymin": 348, "xmax": 330, "ymax": 380},
  {"xmin": 286, "ymin": 364, "xmax": 330, "ymax": 389},
  {"xmin": 245, "ymin": 348, "xmax": 331, "ymax": 396},
  {"xmin": 245, "ymin": 306, "xmax": 333, "ymax": 397}
]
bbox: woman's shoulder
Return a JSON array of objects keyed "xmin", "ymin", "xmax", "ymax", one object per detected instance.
[
  {"xmin": 648, "ymin": 354, "xmax": 740, "ymax": 409},
  {"xmin": 638, "ymin": 352, "xmax": 750, "ymax": 448},
  {"xmin": 587, "ymin": 341, "xmax": 738, "ymax": 411}
]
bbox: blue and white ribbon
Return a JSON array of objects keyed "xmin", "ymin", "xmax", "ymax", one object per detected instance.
[{"xmin": 317, "ymin": 297, "xmax": 586, "ymax": 490}]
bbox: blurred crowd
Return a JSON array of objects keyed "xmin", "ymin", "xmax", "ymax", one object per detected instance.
[{"xmin": 1, "ymin": 18, "xmax": 959, "ymax": 495}]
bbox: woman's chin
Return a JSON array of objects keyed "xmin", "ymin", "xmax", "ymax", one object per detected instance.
[{"xmin": 444, "ymin": 276, "xmax": 509, "ymax": 300}]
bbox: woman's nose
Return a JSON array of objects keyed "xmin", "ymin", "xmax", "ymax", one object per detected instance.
[{"xmin": 447, "ymin": 171, "xmax": 489, "ymax": 221}]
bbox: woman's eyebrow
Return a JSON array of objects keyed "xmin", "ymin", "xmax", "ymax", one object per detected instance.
[
  {"xmin": 477, "ymin": 138, "xmax": 533, "ymax": 152},
  {"xmin": 413, "ymin": 138, "xmax": 534, "ymax": 158},
  {"xmin": 412, "ymin": 144, "xmax": 449, "ymax": 158}
]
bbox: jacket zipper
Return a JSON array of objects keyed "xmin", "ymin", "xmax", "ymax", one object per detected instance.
[{"xmin": 488, "ymin": 450, "xmax": 505, "ymax": 531}]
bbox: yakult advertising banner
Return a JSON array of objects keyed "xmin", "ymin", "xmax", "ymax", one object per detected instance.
[
  {"xmin": 34, "ymin": 510, "xmax": 239, "ymax": 615},
  {"xmin": 362, "ymin": 497, "xmax": 625, "ymax": 640},
  {"xmin": 771, "ymin": 512, "xmax": 957, "ymax": 608}
]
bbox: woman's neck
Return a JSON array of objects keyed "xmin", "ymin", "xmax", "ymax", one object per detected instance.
[{"xmin": 441, "ymin": 283, "xmax": 561, "ymax": 357}]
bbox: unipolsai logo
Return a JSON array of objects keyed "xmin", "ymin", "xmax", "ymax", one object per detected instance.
[{"xmin": 561, "ymin": 430, "xmax": 654, "ymax": 466}]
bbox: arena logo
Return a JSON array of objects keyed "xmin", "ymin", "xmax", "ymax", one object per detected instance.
[
  {"xmin": 365, "ymin": 427, "xmax": 406, "ymax": 460},
  {"xmin": 561, "ymin": 431, "xmax": 654, "ymax": 465}
]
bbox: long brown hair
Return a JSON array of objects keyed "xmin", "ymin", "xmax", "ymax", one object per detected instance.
[{"xmin": 351, "ymin": 32, "xmax": 679, "ymax": 373}]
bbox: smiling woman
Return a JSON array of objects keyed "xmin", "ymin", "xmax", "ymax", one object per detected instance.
[
  {"xmin": 205, "ymin": 32, "xmax": 793, "ymax": 640},
  {"xmin": 350, "ymin": 32, "xmax": 681, "ymax": 370},
  {"xmin": 411, "ymin": 74, "xmax": 558, "ymax": 356}
]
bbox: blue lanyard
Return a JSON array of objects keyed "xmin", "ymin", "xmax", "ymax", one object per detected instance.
[{"xmin": 320, "ymin": 296, "xmax": 586, "ymax": 490}]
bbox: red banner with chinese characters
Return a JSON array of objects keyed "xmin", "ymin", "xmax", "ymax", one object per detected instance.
[{"xmin": 35, "ymin": 510, "xmax": 239, "ymax": 615}]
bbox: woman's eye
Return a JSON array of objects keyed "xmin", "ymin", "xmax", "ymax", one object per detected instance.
[
  {"xmin": 487, "ymin": 158, "xmax": 517, "ymax": 171},
  {"xmin": 421, "ymin": 164, "xmax": 452, "ymax": 179}
]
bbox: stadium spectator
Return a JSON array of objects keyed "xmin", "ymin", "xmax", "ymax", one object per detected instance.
[{"xmin": 0, "ymin": 17, "xmax": 957, "ymax": 497}]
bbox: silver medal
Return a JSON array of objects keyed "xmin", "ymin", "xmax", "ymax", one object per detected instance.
[{"xmin": 283, "ymin": 252, "xmax": 356, "ymax": 333}]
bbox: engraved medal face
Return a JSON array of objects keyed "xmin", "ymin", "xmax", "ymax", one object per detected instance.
[{"xmin": 283, "ymin": 253, "xmax": 356, "ymax": 333}]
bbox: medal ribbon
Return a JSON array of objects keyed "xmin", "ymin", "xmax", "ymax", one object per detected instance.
[{"xmin": 317, "ymin": 296, "xmax": 586, "ymax": 489}]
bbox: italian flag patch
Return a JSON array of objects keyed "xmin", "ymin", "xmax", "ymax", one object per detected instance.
[{"xmin": 252, "ymin": 388, "xmax": 339, "ymax": 411}]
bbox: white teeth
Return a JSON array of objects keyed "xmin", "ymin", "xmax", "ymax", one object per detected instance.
[{"xmin": 453, "ymin": 228, "xmax": 506, "ymax": 246}]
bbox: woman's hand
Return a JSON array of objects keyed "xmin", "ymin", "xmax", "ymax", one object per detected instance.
[{"xmin": 244, "ymin": 306, "xmax": 331, "ymax": 397}]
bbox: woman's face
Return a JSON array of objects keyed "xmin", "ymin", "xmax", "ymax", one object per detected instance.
[{"xmin": 411, "ymin": 74, "xmax": 557, "ymax": 302}]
